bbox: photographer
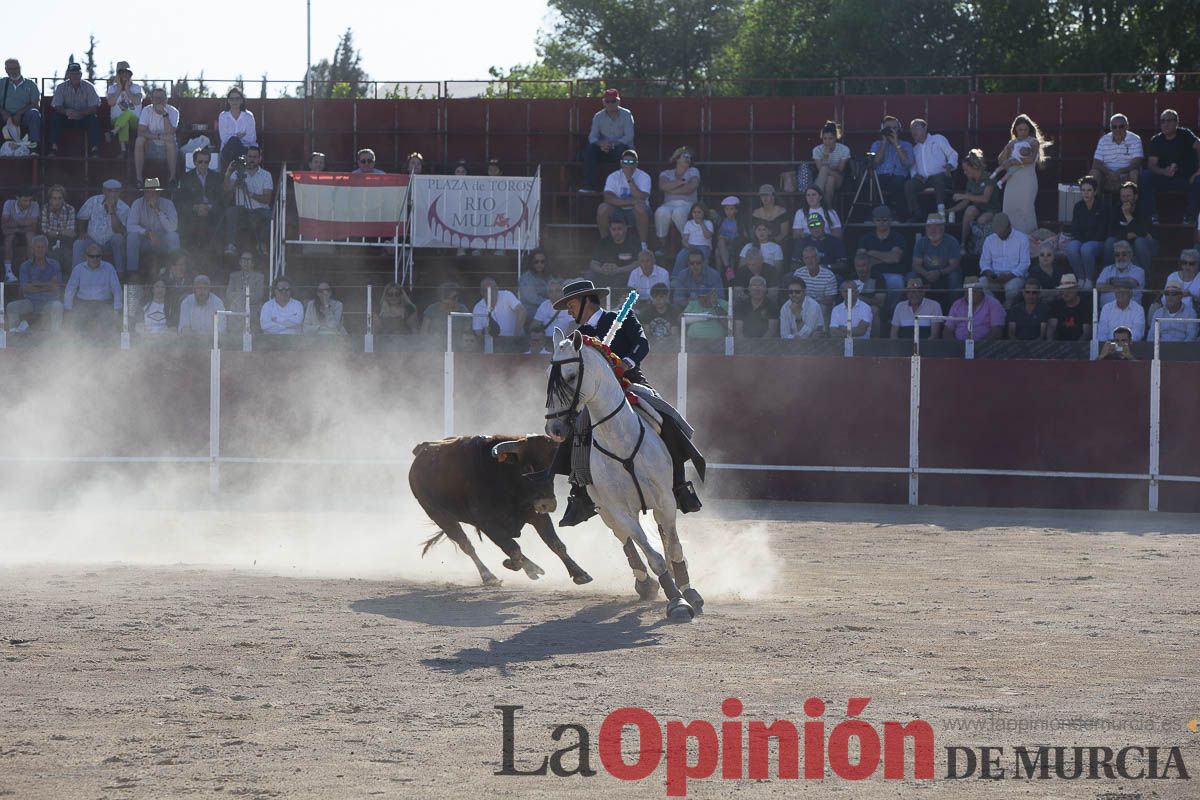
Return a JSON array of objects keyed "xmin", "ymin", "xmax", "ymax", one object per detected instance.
[
  {"xmin": 869, "ymin": 116, "xmax": 914, "ymax": 218},
  {"xmin": 222, "ymin": 145, "xmax": 274, "ymax": 256},
  {"xmin": 1099, "ymin": 325, "xmax": 1137, "ymax": 360},
  {"xmin": 134, "ymin": 87, "xmax": 180, "ymax": 186}
]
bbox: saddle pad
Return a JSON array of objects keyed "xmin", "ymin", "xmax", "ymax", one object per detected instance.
[{"xmin": 632, "ymin": 402, "xmax": 663, "ymax": 435}]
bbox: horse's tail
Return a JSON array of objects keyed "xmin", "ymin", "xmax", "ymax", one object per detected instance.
[{"xmin": 420, "ymin": 531, "xmax": 445, "ymax": 556}]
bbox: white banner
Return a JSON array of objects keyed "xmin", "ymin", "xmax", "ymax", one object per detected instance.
[{"xmin": 410, "ymin": 174, "xmax": 540, "ymax": 250}]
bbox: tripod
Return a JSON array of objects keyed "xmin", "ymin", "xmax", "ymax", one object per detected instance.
[{"xmin": 847, "ymin": 157, "xmax": 885, "ymax": 224}]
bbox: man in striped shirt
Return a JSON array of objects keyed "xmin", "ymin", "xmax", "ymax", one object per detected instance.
[{"xmin": 1091, "ymin": 113, "xmax": 1144, "ymax": 194}]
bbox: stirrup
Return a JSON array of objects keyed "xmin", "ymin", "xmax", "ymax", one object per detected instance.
[
  {"xmin": 559, "ymin": 490, "xmax": 597, "ymax": 527},
  {"xmin": 674, "ymin": 481, "xmax": 702, "ymax": 514}
]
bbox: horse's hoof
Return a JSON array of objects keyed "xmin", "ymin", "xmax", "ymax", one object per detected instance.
[
  {"xmin": 502, "ymin": 558, "xmax": 522, "ymax": 572},
  {"xmin": 682, "ymin": 588, "xmax": 705, "ymax": 614},
  {"xmin": 481, "ymin": 574, "xmax": 502, "ymax": 587},
  {"xmin": 635, "ymin": 577, "xmax": 659, "ymax": 601},
  {"xmin": 666, "ymin": 597, "xmax": 694, "ymax": 623},
  {"xmin": 573, "ymin": 572, "xmax": 594, "ymax": 585}
]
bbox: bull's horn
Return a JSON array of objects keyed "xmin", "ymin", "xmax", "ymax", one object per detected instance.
[{"xmin": 491, "ymin": 440, "xmax": 522, "ymax": 460}]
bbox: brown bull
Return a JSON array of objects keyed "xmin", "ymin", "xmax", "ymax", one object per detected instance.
[{"xmin": 409, "ymin": 434, "xmax": 593, "ymax": 586}]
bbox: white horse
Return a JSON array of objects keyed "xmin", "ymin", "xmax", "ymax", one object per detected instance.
[{"xmin": 545, "ymin": 329, "xmax": 702, "ymax": 622}]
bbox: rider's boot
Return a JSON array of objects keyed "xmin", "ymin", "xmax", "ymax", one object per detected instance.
[
  {"xmin": 674, "ymin": 480, "xmax": 703, "ymax": 513},
  {"xmin": 560, "ymin": 483, "xmax": 598, "ymax": 527}
]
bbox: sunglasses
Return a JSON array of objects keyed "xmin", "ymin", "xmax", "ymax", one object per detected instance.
[
  {"xmin": 276, "ymin": 286, "xmax": 291, "ymax": 292},
  {"xmin": 1023, "ymin": 290, "xmax": 1040, "ymax": 294},
  {"xmin": 679, "ymin": 154, "xmax": 692, "ymax": 160},
  {"xmin": 789, "ymin": 289, "xmax": 805, "ymax": 294},
  {"xmin": 1181, "ymin": 260, "xmax": 1198, "ymax": 266},
  {"xmin": 621, "ymin": 159, "xmax": 637, "ymax": 165},
  {"xmin": 86, "ymin": 253, "xmax": 101, "ymax": 258},
  {"xmin": 604, "ymin": 99, "xmax": 618, "ymax": 104}
]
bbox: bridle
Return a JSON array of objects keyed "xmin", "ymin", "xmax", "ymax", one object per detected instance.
[{"xmin": 545, "ymin": 348, "xmax": 627, "ymax": 429}]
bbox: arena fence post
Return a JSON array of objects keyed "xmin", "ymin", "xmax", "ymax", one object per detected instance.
[
  {"xmin": 120, "ymin": 284, "xmax": 131, "ymax": 350},
  {"xmin": 209, "ymin": 316, "xmax": 222, "ymax": 494},
  {"xmin": 908, "ymin": 350, "xmax": 921, "ymax": 506},
  {"xmin": 242, "ymin": 286, "xmax": 252, "ymax": 353},
  {"xmin": 725, "ymin": 286, "xmax": 735, "ymax": 356},
  {"xmin": 0, "ymin": 281, "xmax": 6, "ymax": 350},
  {"xmin": 965, "ymin": 287, "xmax": 975, "ymax": 360},
  {"xmin": 1089, "ymin": 288, "xmax": 1100, "ymax": 360},
  {"xmin": 364, "ymin": 284, "xmax": 374, "ymax": 353},
  {"xmin": 843, "ymin": 286, "xmax": 854, "ymax": 357},
  {"xmin": 1149, "ymin": 320, "xmax": 1161, "ymax": 512},
  {"xmin": 677, "ymin": 315, "xmax": 689, "ymax": 420}
]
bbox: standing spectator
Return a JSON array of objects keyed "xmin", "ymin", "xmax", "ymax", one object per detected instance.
[
  {"xmin": 1006, "ymin": 278, "xmax": 1050, "ymax": 340},
  {"xmin": 178, "ymin": 147, "xmax": 225, "ymax": 249},
  {"xmin": 352, "ymin": 148, "xmax": 384, "ymax": 174},
  {"xmin": 779, "ymin": 278, "xmax": 825, "ymax": 339},
  {"xmin": 1104, "ymin": 181, "xmax": 1156, "ymax": 272},
  {"xmin": 860, "ymin": 205, "xmax": 909, "ymax": 295},
  {"xmin": 1090, "ymin": 113, "xmax": 1143, "ymax": 194},
  {"xmin": 869, "ymin": 116, "xmax": 915, "ymax": 218},
  {"xmin": 682, "ymin": 288, "xmax": 729, "ymax": 340},
  {"xmin": 791, "ymin": 186, "xmax": 842, "ymax": 239},
  {"xmin": 1046, "ymin": 274, "xmax": 1092, "ymax": 341},
  {"xmin": 1098, "ymin": 325, "xmax": 1137, "ymax": 360},
  {"xmin": 303, "ymin": 281, "xmax": 347, "ymax": 334},
  {"xmin": 472, "ymin": 277, "xmax": 525, "ymax": 337},
  {"xmin": 829, "ymin": 281, "xmax": 873, "ymax": 339},
  {"xmin": 1097, "ymin": 281, "xmax": 1146, "ymax": 341},
  {"xmin": 157, "ymin": 251, "xmax": 194, "ymax": 324},
  {"xmin": 949, "ymin": 149, "xmax": 1000, "ymax": 249},
  {"xmin": 640, "ymin": 283, "xmax": 680, "ymax": 340},
  {"xmin": 671, "ymin": 249, "xmax": 722, "ymax": 309},
  {"xmin": 996, "ymin": 114, "xmax": 1050, "ymax": 235},
  {"xmin": 734, "ymin": 275, "xmax": 778, "ymax": 338},
  {"xmin": 518, "ymin": 248, "xmax": 555, "ymax": 318},
  {"xmin": 73, "ymin": 180, "xmax": 128, "ymax": 274},
  {"xmin": 655, "ymin": 147, "xmax": 700, "ymax": 244},
  {"xmin": 141, "ymin": 279, "xmax": 170, "ymax": 334},
  {"xmin": 627, "ymin": 249, "xmax": 670, "ymax": 299},
  {"xmin": 421, "ymin": 283, "xmax": 468, "ymax": 337},
  {"xmin": 218, "ymin": 87, "xmax": 258, "ymax": 164},
  {"xmin": 1140, "ymin": 109, "xmax": 1200, "ymax": 225},
  {"xmin": 2, "ymin": 187, "xmax": 38, "ymax": 282},
  {"xmin": 911, "ymin": 213, "xmax": 963, "ymax": 299},
  {"xmin": 943, "ymin": 279, "xmax": 1005, "ymax": 341},
  {"xmin": 126, "ymin": 178, "xmax": 181, "ymax": 281},
  {"xmin": 5, "ymin": 236, "xmax": 63, "ymax": 332},
  {"xmin": 904, "ymin": 119, "xmax": 958, "ymax": 222},
  {"xmin": 739, "ymin": 222, "xmax": 784, "ymax": 268},
  {"xmin": 675, "ymin": 202, "xmax": 714, "ymax": 273},
  {"xmin": 375, "ymin": 283, "xmax": 420, "ymax": 335},
  {"xmin": 1027, "ymin": 243, "xmax": 1066, "ymax": 295},
  {"xmin": 788, "ymin": 245, "xmax": 839, "ymax": 310},
  {"xmin": 751, "ymin": 184, "xmax": 790, "ymax": 249},
  {"xmin": 223, "ymin": 145, "xmax": 273, "ymax": 256},
  {"xmin": 1, "ymin": 59, "xmax": 40, "ymax": 146},
  {"xmin": 597, "ymin": 149, "xmax": 651, "ymax": 251},
  {"xmin": 226, "ymin": 252, "xmax": 266, "ymax": 316},
  {"xmin": 811, "ymin": 120, "xmax": 851, "ymax": 199},
  {"xmin": 1065, "ymin": 176, "xmax": 1109, "ymax": 287},
  {"xmin": 1164, "ymin": 249, "xmax": 1200, "ymax": 304},
  {"xmin": 978, "ymin": 213, "xmax": 1030, "ymax": 306},
  {"xmin": 890, "ymin": 276, "xmax": 943, "ymax": 339},
  {"xmin": 713, "ymin": 197, "xmax": 745, "ymax": 277},
  {"xmin": 63, "ymin": 245, "xmax": 122, "ymax": 335},
  {"xmin": 178, "ymin": 275, "xmax": 226, "ymax": 336},
  {"xmin": 580, "ymin": 88, "xmax": 634, "ymax": 193},
  {"xmin": 259, "ymin": 278, "xmax": 304, "ymax": 334},
  {"xmin": 850, "ymin": 249, "xmax": 886, "ymax": 320},
  {"xmin": 48, "ymin": 62, "xmax": 101, "ymax": 157},
  {"xmin": 39, "ymin": 184, "xmax": 76, "ymax": 267},
  {"xmin": 732, "ymin": 249, "xmax": 780, "ymax": 298},
  {"xmin": 105, "ymin": 61, "xmax": 142, "ymax": 156},
  {"xmin": 532, "ymin": 278, "xmax": 575, "ymax": 338},
  {"xmin": 1096, "ymin": 240, "xmax": 1146, "ymax": 307},
  {"xmin": 135, "ymin": 87, "xmax": 180, "ymax": 186},
  {"xmin": 587, "ymin": 218, "xmax": 639, "ymax": 288},
  {"xmin": 1149, "ymin": 279, "xmax": 1199, "ymax": 342}
]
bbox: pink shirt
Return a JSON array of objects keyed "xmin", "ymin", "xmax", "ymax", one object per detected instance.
[{"xmin": 945, "ymin": 295, "xmax": 1006, "ymax": 340}]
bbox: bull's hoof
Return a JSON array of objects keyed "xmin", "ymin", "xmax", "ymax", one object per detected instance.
[
  {"xmin": 666, "ymin": 597, "xmax": 695, "ymax": 623},
  {"xmin": 573, "ymin": 572, "xmax": 594, "ymax": 585},
  {"xmin": 501, "ymin": 558, "xmax": 523, "ymax": 572},
  {"xmin": 635, "ymin": 576, "xmax": 660, "ymax": 601},
  {"xmin": 481, "ymin": 574, "xmax": 502, "ymax": 587},
  {"xmin": 682, "ymin": 587, "xmax": 705, "ymax": 614},
  {"xmin": 522, "ymin": 562, "xmax": 546, "ymax": 580}
]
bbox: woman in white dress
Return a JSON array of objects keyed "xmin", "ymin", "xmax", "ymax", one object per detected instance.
[{"xmin": 997, "ymin": 114, "xmax": 1051, "ymax": 235}]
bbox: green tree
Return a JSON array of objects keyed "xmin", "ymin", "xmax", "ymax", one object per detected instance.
[
  {"xmin": 304, "ymin": 28, "xmax": 370, "ymax": 98},
  {"xmin": 84, "ymin": 35, "xmax": 98, "ymax": 82},
  {"xmin": 174, "ymin": 72, "xmax": 216, "ymax": 98}
]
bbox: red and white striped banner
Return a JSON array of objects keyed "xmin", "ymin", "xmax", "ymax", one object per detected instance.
[{"xmin": 291, "ymin": 172, "xmax": 409, "ymax": 239}]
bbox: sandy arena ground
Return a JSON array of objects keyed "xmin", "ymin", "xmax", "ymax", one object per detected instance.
[{"xmin": 2, "ymin": 500, "xmax": 1199, "ymax": 799}]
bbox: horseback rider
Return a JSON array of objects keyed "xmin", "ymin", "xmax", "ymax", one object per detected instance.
[{"xmin": 544, "ymin": 278, "xmax": 703, "ymax": 526}]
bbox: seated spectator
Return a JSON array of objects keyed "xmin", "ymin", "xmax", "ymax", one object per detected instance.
[
  {"xmin": 64, "ymin": 244, "xmax": 122, "ymax": 335},
  {"xmin": 178, "ymin": 147, "xmax": 225, "ymax": 249},
  {"xmin": 682, "ymin": 288, "xmax": 729, "ymax": 339},
  {"xmin": 905, "ymin": 118, "xmax": 958, "ymax": 222},
  {"xmin": 217, "ymin": 86, "xmax": 258, "ymax": 167},
  {"xmin": 352, "ymin": 148, "xmax": 384, "ymax": 174},
  {"xmin": 675, "ymin": 202, "xmax": 714, "ymax": 273},
  {"xmin": 1065, "ymin": 175, "xmax": 1109, "ymax": 287},
  {"xmin": 532, "ymin": 278, "xmax": 574, "ymax": 338},
  {"xmin": 597, "ymin": 149, "xmax": 651, "ymax": 250},
  {"xmin": 580, "ymin": 88, "xmax": 634, "ymax": 193},
  {"xmin": 655, "ymin": 147, "xmax": 700, "ymax": 244},
  {"xmin": 640, "ymin": 283, "xmax": 680, "ymax": 339},
  {"xmin": 859, "ymin": 205, "xmax": 909, "ymax": 294},
  {"xmin": 949, "ymin": 149, "xmax": 1000, "ymax": 250},
  {"xmin": 375, "ymin": 283, "xmax": 420, "ymax": 335},
  {"xmin": 812, "ymin": 120, "xmax": 851, "ymax": 199},
  {"xmin": 1149, "ymin": 279, "xmax": 1199, "ymax": 342},
  {"xmin": 260, "ymin": 278, "xmax": 304, "ymax": 334},
  {"xmin": 127, "ymin": 178, "xmax": 181, "ymax": 281},
  {"xmin": 1046, "ymin": 274, "xmax": 1092, "ymax": 341},
  {"xmin": 734, "ymin": 275, "xmax": 778, "ymax": 338},
  {"xmin": 226, "ymin": 252, "xmax": 266, "ymax": 315},
  {"xmin": 421, "ymin": 283, "xmax": 469, "ymax": 337},
  {"xmin": 1, "ymin": 59, "xmax": 40, "ymax": 147},
  {"xmin": 1104, "ymin": 181, "xmax": 1157, "ymax": 273},
  {"xmin": 141, "ymin": 279, "xmax": 169, "ymax": 334},
  {"xmin": 850, "ymin": 249, "xmax": 886, "ymax": 319},
  {"xmin": 5, "ymin": 235, "xmax": 63, "ymax": 333},
  {"xmin": 39, "ymin": 184, "xmax": 76, "ymax": 267},
  {"xmin": 223, "ymin": 145, "xmax": 273, "ymax": 255},
  {"xmin": 911, "ymin": 213, "xmax": 963, "ymax": 298},
  {"xmin": 1098, "ymin": 325, "xmax": 1137, "ymax": 360},
  {"xmin": 48, "ymin": 62, "xmax": 101, "ymax": 157},
  {"xmin": 486, "ymin": 157, "xmax": 502, "ymax": 177},
  {"xmin": 588, "ymin": 218, "xmax": 639, "ymax": 288},
  {"xmin": 944, "ymin": 277, "xmax": 1005, "ymax": 341},
  {"xmin": 1027, "ymin": 243, "xmax": 1066, "ymax": 295},
  {"xmin": 135, "ymin": 87, "xmax": 180, "ymax": 185},
  {"xmin": 105, "ymin": 61, "xmax": 142, "ymax": 156},
  {"xmin": 1006, "ymin": 278, "xmax": 1050, "ymax": 340},
  {"xmin": 406, "ymin": 152, "xmax": 425, "ymax": 174},
  {"xmin": 787, "ymin": 245, "xmax": 839, "ymax": 310},
  {"xmin": 798, "ymin": 214, "xmax": 847, "ymax": 275},
  {"xmin": 303, "ymin": 281, "xmax": 347, "ymax": 334},
  {"xmin": 779, "ymin": 278, "xmax": 825, "ymax": 339},
  {"xmin": 1090, "ymin": 113, "xmax": 1143, "ymax": 194},
  {"xmin": 178, "ymin": 275, "xmax": 226, "ymax": 336},
  {"xmin": 829, "ymin": 280, "xmax": 873, "ymax": 339},
  {"xmin": 1096, "ymin": 240, "xmax": 1146, "ymax": 307},
  {"xmin": 3, "ymin": 187, "xmax": 38, "ymax": 282},
  {"xmin": 308, "ymin": 151, "xmax": 327, "ymax": 171},
  {"xmin": 791, "ymin": 186, "xmax": 842, "ymax": 240},
  {"xmin": 713, "ymin": 197, "xmax": 745, "ymax": 277},
  {"xmin": 891, "ymin": 276, "xmax": 943, "ymax": 339},
  {"xmin": 73, "ymin": 179, "xmax": 128, "ymax": 274},
  {"xmin": 628, "ymin": 249, "xmax": 670, "ymax": 300},
  {"xmin": 519, "ymin": 248, "xmax": 555, "ymax": 318},
  {"xmin": 732, "ymin": 249, "xmax": 780, "ymax": 297},
  {"xmin": 671, "ymin": 249, "xmax": 722, "ymax": 309},
  {"xmin": 157, "ymin": 251, "xmax": 194, "ymax": 325},
  {"xmin": 751, "ymin": 184, "xmax": 790, "ymax": 249},
  {"xmin": 1163, "ymin": 249, "xmax": 1200, "ymax": 303},
  {"xmin": 869, "ymin": 116, "xmax": 915, "ymax": 218},
  {"xmin": 472, "ymin": 277, "xmax": 525, "ymax": 337},
  {"xmin": 1097, "ymin": 280, "xmax": 1146, "ymax": 341},
  {"xmin": 1140, "ymin": 109, "xmax": 1200, "ymax": 225},
  {"xmin": 978, "ymin": 212, "xmax": 1030, "ymax": 306}
]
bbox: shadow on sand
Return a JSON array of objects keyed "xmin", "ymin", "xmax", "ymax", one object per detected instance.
[{"xmin": 351, "ymin": 587, "xmax": 530, "ymax": 628}]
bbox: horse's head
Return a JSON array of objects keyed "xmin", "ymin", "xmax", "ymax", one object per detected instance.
[{"xmin": 545, "ymin": 329, "xmax": 584, "ymax": 442}]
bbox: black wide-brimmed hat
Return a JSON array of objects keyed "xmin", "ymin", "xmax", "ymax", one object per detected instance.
[{"xmin": 553, "ymin": 278, "xmax": 611, "ymax": 310}]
